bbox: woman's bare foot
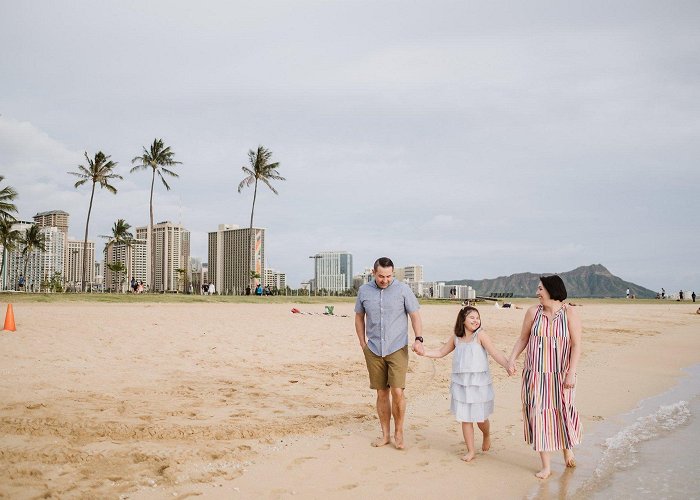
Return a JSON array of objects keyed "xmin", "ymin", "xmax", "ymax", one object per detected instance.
[
  {"xmin": 535, "ymin": 468, "xmax": 551, "ymax": 479},
  {"xmin": 482, "ymin": 433, "xmax": 491, "ymax": 452},
  {"xmin": 371, "ymin": 435, "xmax": 390, "ymax": 447},
  {"xmin": 563, "ymin": 449, "xmax": 576, "ymax": 467},
  {"xmin": 460, "ymin": 451, "xmax": 475, "ymax": 462},
  {"xmin": 394, "ymin": 432, "xmax": 405, "ymax": 450}
]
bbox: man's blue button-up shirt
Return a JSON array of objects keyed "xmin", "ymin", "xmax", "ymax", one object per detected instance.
[{"xmin": 355, "ymin": 279, "xmax": 420, "ymax": 357}]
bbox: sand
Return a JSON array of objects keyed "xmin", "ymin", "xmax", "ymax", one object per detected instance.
[{"xmin": 1, "ymin": 300, "xmax": 698, "ymax": 499}]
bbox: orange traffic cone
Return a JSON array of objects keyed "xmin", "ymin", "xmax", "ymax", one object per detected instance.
[{"xmin": 3, "ymin": 304, "xmax": 16, "ymax": 331}]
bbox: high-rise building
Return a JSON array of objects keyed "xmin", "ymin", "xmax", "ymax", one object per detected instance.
[
  {"xmin": 402, "ymin": 265, "xmax": 423, "ymax": 283},
  {"xmin": 136, "ymin": 221, "xmax": 190, "ymax": 292},
  {"xmin": 311, "ymin": 251, "xmax": 353, "ymax": 293},
  {"xmin": 33, "ymin": 210, "xmax": 71, "ymax": 286},
  {"xmin": 66, "ymin": 238, "xmax": 96, "ymax": 291},
  {"xmin": 263, "ymin": 268, "xmax": 286, "ymax": 290},
  {"xmin": 5, "ymin": 223, "xmax": 65, "ymax": 292},
  {"xmin": 208, "ymin": 224, "xmax": 265, "ymax": 295},
  {"xmin": 33, "ymin": 210, "xmax": 69, "ymax": 236},
  {"xmin": 102, "ymin": 238, "xmax": 147, "ymax": 292}
]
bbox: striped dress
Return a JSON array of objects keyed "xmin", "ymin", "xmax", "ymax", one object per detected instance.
[{"xmin": 521, "ymin": 304, "xmax": 581, "ymax": 451}]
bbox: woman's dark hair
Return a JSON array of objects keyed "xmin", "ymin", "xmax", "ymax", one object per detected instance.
[
  {"xmin": 540, "ymin": 275, "xmax": 568, "ymax": 301},
  {"xmin": 373, "ymin": 257, "xmax": 394, "ymax": 270},
  {"xmin": 454, "ymin": 306, "xmax": 481, "ymax": 337}
]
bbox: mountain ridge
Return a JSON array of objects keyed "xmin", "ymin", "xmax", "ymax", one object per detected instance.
[{"xmin": 445, "ymin": 264, "xmax": 656, "ymax": 298}]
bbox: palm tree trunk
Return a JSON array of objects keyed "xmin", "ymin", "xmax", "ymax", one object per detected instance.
[
  {"xmin": 126, "ymin": 244, "xmax": 131, "ymax": 294},
  {"xmin": 249, "ymin": 179, "xmax": 259, "ymax": 289},
  {"xmin": 82, "ymin": 182, "xmax": 96, "ymax": 292},
  {"xmin": 149, "ymin": 168, "xmax": 156, "ymax": 292},
  {"xmin": 0, "ymin": 249, "xmax": 6, "ymax": 291},
  {"xmin": 23, "ymin": 256, "xmax": 28, "ymax": 292}
]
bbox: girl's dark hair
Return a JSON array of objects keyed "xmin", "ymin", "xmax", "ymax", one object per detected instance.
[
  {"xmin": 540, "ymin": 275, "xmax": 568, "ymax": 301},
  {"xmin": 454, "ymin": 306, "xmax": 481, "ymax": 337}
]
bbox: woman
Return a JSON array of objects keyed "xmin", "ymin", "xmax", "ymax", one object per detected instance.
[{"xmin": 508, "ymin": 275, "xmax": 582, "ymax": 479}]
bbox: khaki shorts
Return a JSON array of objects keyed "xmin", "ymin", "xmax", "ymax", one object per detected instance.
[{"xmin": 363, "ymin": 345, "xmax": 408, "ymax": 389}]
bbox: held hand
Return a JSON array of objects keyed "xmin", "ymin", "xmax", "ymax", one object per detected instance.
[
  {"xmin": 507, "ymin": 359, "xmax": 517, "ymax": 376},
  {"xmin": 412, "ymin": 340, "xmax": 425, "ymax": 356},
  {"xmin": 563, "ymin": 371, "xmax": 576, "ymax": 389}
]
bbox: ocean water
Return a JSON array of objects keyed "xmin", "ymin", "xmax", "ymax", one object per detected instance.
[{"xmin": 529, "ymin": 363, "xmax": 700, "ymax": 500}]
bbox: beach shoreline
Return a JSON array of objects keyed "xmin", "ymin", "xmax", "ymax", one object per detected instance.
[{"xmin": 1, "ymin": 300, "xmax": 698, "ymax": 499}]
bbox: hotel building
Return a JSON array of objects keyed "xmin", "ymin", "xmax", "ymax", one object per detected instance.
[
  {"xmin": 136, "ymin": 221, "xmax": 191, "ymax": 292},
  {"xmin": 311, "ymin": 251, "xmax": 353, "ymax": 293},
  {"xmin": 208, "ymin": 224, "xmax": 265, "ymax": 295},
  {"xmin": 103, "ymin": 238, "xmax": 147, "ymax": 292},
  {"xmin": 66, "ymin": 238, "xmax": 96, "ymax": 291}
]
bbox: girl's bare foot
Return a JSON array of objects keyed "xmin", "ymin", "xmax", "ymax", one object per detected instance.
[
  {"xmin": 482, "ymin": 433, "xmax": 491, "ymax": 452},
  {"xmin": 535, "ymin": 468, "xmax": 551, "ymax": 479},
  {"xmin": 394, "ymin": 432, "xmax": 405, "ymax": 450},
  {"xmin": 461, "ymin": 451, "xmax": 475, "ymax": 462},
  {"xmin": 371, "ymin": 435, "xmax": 390, "ymax": 447},
  {"xmin": 563, "ymin": 449, "xmax": 576, "ymax": 467}
]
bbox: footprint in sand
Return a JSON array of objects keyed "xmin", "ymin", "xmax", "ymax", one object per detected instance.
[
  {"xmin": 290, "ymin": 456, "xmax": 317, "ymax": 467},
  {"xmin": 414, "ymin": 434, "xmax": 426, "ymax": 442},
  {"xmin": 340, "ymin": 484, "xmax": 358, "ymax": 490},
  {"xmin": 318, "ymin": 443, "xmax": 331, "ymax": 451}
]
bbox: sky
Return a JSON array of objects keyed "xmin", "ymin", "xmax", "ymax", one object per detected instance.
[{"xmin": 1, "ymin": 1, "xmax": 698, "ymax": 291}]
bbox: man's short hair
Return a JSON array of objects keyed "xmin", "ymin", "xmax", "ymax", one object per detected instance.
[{"xmin": 373, "ymin": 257, "xmax": 394, "ymax": 270}]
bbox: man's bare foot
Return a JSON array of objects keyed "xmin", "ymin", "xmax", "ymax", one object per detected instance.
[
  {"xmin": 371, "ymin": 436, "xmax": 390, "ymax": 447},
  {"xmin": 394, "ymin": 432, "xmax": 405, "ymax": 450},
  {"xmin": 563, "ymin": 449, "xmax": 576, "ymax": 467},
  {"xmin": 482, "ymin": 433, "xmax": 491, "ymax": 452},
  {"xmin": 461, "ymin": 451, "xmax": 475, "ymax": 462},
  {"xmin": 535, "ymin": 468, "xmax": 551, "ymax": 479}
]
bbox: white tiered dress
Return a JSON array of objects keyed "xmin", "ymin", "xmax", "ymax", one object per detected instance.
[{"xmin": 449, "ymin": 328, "xmax": 495, "ymax": 423}]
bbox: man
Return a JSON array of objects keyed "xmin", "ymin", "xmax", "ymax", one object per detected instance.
[{"xmin": 355, "ymin": 257, "xmax": 424, "ymax": 450}]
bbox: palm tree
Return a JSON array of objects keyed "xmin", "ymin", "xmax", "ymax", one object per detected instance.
[
  {"xmin": 131, "ymin": 139, "xmax": 182, "ymax": 291},
  {"xmin": 20, "ymin": 224, "xmax": 47, "ymax": 292},
  {"xmin": 0, "ymin": 176, "xmax": 19, "ymax": 221},
  {"xmin": 105, "ymin": 261, "xmax": 126, "ymax": 293},
  {"xmin": 238, "ymin": 146, "xmax": 285, "ymax": 288},
  {"xmin": 237, "ymin": 145, "xmax": 285, "ymax": 229},
  {"xmin": 102, "ymin": 219, "xmax": 134, "ymax": 293},
  {"xmin": 0, "ymin": 218, "xmax": 20, "ymax": 290},
  {"xmin": 69, "ymin": 151, "xmax": 122, "ymax": 292}
]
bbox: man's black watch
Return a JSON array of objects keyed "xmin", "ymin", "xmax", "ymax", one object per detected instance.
[{"xmin": 414, "ymin": 336, "xmax": 424, "ymax": 343}]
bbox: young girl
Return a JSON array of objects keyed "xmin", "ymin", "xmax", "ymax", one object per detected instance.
[{"xmin": 418, "ymin": 306, "xmax": 511, "ymax": 462}]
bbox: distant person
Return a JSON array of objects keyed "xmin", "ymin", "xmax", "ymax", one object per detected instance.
[
  {"xmin": 508, "ymin": 275, "xmax": 582, "ymax": 479},
  {"xmin": 661, "ymin": 288, "xmax": 666, "ymax": 299},
  {"xmin": 625, "ymin": 288, "xmax": 630, "ymax": 299},
  {"xmin": 202, "ymin": 283, "xmax": 209, "ymax": 294},
  {"xmin": 355, "ymin": 257, "xmax": 424, "ymax": 450},
  {"xmin": 17, "ymin": 275, "xmax": 25, "ymax": 291},
  {"xmin": 255, "ymin": 283, "xmax": 263, "ymax": 296},
  {"xmin": 245, "ymin": 286, "xmax": 251, "ymax": 296},
  {"xmin": 130, "ymin": 277, "xmax": 136, "ymax": 293},
  {"xmin": 679, "ymin": 290, "xmax": 684, "ymax": 300},
  {"xmin": 692, "ymin": 291, "xmax": 696, "ymax": 303},
  {"xmin": 208, "ymin": 282, "xmax": 216, "ymax": 295},
  {"xmin": 416, "ymin": 306, "xmax": 510, "ymax": 462}
]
